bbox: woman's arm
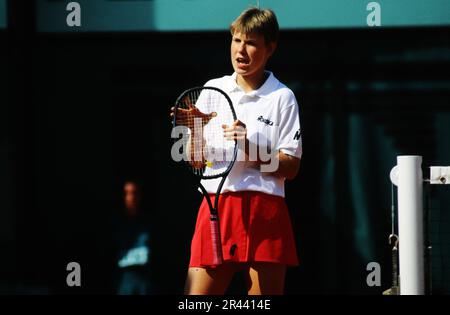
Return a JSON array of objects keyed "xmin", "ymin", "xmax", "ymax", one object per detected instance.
[{"xmin": 264, "ymin": 151, "xmax": 300, "ymax": 180}]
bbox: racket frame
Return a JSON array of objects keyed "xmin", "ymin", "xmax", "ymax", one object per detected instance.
[{"xmin": 172, "ymin": 86, "xmax": 238, "ymax": 265}]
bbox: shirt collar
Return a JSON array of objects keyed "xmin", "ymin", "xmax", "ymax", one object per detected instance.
[{"xmin": 225, "ymin": 71, "xmax": 278, "ymax": 99}]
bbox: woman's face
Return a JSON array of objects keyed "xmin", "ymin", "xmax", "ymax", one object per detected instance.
[{"xmin": 230, "ymin": 31, "xmax": 275, "ymax": 79}]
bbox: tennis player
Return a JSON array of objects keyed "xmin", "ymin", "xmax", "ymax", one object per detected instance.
[{"xmin": 175, "ymin": 7, "xmax": 302, "ymax": 295}]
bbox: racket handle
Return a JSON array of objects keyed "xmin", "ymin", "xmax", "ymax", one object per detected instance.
[{"xmin": 210, "ymin": 215, "xmax": 223, "ymax": 265}]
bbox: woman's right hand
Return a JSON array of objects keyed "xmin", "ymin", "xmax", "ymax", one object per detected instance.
[{"xmin": 170, "ymin": 96, "xmax": 216, "ymax": 130}]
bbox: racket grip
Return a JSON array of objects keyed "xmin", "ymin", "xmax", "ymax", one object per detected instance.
[{"xmin": 210, "ymin": 215, "xmax": 223, "ymax": 265}]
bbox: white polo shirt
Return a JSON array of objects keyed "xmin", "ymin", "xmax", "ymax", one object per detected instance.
[{"xmin": 200, "ymin": 71, "xmax": 302, "ymax": 198}]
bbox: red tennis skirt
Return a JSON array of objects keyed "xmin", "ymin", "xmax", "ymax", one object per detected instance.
[{"xmin": 189, "ymin": 191, "xmax": 299, "ymax": 267}]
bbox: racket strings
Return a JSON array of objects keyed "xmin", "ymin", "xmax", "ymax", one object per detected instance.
[
  {"xmin": 176, "ymin": 90, "xmax": 208, "ymax": 169},
  {"xmin": 175, "ymin": 88, "xmax": 236, "ymax": 177}
]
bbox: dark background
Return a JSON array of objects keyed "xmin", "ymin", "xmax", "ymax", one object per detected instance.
[{"xmin": 1, "ymin": 2, "xmax": 450, "ymax": 294}]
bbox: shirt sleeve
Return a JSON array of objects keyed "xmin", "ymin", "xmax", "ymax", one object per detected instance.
[{"xmin": 276, "ymin": 101, "xmax": 302, "ymax": 159}]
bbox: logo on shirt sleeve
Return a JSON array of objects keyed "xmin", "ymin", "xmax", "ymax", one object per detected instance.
[{"xmin": 293, "ymin": 129, "xmax": 301, "ymax": 141}]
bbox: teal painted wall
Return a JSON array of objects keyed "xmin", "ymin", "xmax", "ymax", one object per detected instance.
[
  {"xmin": 36, "ymin": 0, "xmax": 450, "ymax": 32},
  {"xmin": 0, "ymin": 0, "xmax": 6, "ymax": 29}
]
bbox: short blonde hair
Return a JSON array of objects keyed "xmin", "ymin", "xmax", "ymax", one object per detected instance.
[{"xmin": 230, "ymin": 7, "xmax": 279, "ymax": 45}]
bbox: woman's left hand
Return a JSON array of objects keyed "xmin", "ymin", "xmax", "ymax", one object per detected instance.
[{"xmin": 222, "ymin": 120, "xmax": 247, "ymax": 141}]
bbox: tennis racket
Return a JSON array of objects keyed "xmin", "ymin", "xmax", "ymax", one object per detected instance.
[{"xmin": 171, "ymin": 86, "xmax": 238, "ymax": 265}]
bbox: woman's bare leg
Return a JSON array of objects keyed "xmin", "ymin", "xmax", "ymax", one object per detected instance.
[
  {"xmin": 245, "ymin": 262, "xmax": 286, "ymax": 295},
  {"xmin": 184, "ymin": 263, "xmax": 237, "ymax": 295}
]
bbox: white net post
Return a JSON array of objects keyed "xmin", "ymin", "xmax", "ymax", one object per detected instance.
[{"xmin": 392, "ymin": 155, "xmax": 425, "ymax": 295}]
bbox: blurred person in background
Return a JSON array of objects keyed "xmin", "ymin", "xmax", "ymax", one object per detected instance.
[{"xmin": 114, "ymin": 179, "xmax": 155, "ymax": 294}]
